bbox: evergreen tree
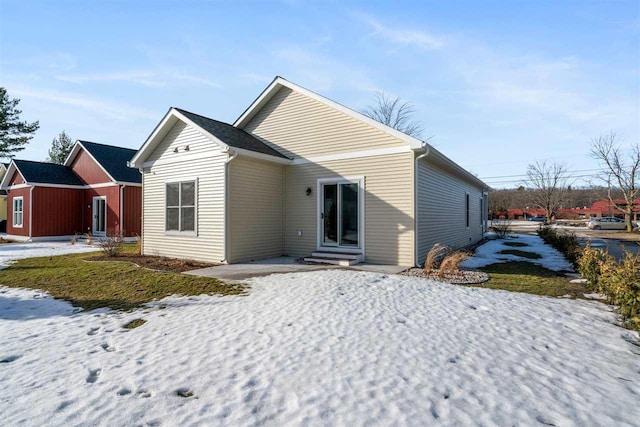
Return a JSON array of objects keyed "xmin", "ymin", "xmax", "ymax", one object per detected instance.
[
  {"xmin": 47, "ymin": 130, "xmax": 75, "ymax": 164},
  {"xmin": 0, "ymin": 87, "xmax": 39, "ymax": 158}
]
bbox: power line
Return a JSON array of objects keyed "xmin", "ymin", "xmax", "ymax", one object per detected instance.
[
  {"xmin": 479, "ymin": 168, "xmax": 605, "ymax": 180},
  {"xmin": 484, "ymin": 173, "xmax": 606, "ymax": 186}
]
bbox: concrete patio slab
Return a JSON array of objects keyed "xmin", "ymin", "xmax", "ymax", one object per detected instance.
[{"xmin": 185, "ymin": 256, "xmax": 410, "ymax": 281}]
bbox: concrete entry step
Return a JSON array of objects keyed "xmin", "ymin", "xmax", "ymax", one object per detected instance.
[
  {"xmin": 311, "ymin": 251, "xmax": 361, "ymax": 260},
  {"xmin": 304, "ymin": 252, "xmax": 363, "ymax": 266}
]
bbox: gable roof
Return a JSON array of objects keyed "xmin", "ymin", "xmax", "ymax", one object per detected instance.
[
  {"xmin": 234, "ymin": 76, "xmax": 425, "ymax": 150},
  {"xmin": 130, "ymin": 107, "xmax": 289, "ymax": 168},
  {"xmin": 234, "ymin": 76, "xmax": 488, "ymax": 189},
  {"xmin": 174, "ymin": 109, "xmax": 287, "ymax": 159},
  {"xmin": 65, "ymin": 140, "xmax": 141, "ymax": 183},
  {"xmin": 8, "ymin": 160, "xmax": 84, "ymax": 186}
]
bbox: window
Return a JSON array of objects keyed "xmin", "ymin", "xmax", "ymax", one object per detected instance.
[
  {"xmin": 13, "ymin": 197, "xmax": 23, "ymax": 228},
  {"xmin": 166, "ymin": 181, "xmax": 196, "ymax": 232},
  {"xmin": 465, "ymin": 193, "xmax": 470, "ymax": 227}
]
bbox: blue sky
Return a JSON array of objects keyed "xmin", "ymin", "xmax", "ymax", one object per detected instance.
[{"xmin": 1, "ymin": 0, "xmax": 638, "ymax": 188}]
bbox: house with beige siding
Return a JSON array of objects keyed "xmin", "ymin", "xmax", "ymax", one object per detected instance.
[{"xmin": 130, "ymin": 77, "xmax": 489, "ymax": 266}]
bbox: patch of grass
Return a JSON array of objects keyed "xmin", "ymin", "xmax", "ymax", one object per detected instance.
[
  {"xmin": 477, "ymin": 261, "xmax": 588, "ymax": 298},
  {"xmin": 123, "ymin": 318, "xmax": 146, "ymax": 329},
  {"xmin": 0, "ymin": 245, "xmax": 245, "ymax": 311},
  {"xmin": 503, "ymin": 241, "xmax": 529, "ymax": 248},
  {"xmin": 498, "ymin": 249, "xmax": 542, "ymax": 259}
]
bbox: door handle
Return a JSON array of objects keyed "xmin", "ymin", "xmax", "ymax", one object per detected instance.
[{"xmin": 321, "ymin": 213, "xmax": 324, "ymax": 219}]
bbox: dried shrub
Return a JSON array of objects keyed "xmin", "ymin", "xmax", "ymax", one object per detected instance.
[
  {"xmin": 99, "ymin": 232, "xmax": 125, "ymax": 257},
  {"xmin": 135, "ymin": 234, "xmax": 142, "ymax": 255},
  {"xmin": 490, "ymin": 219, "xmax": 512, "ymax": 239},
  {"xmin": 424, "ymin": 243, "xmax": 451, "ymax": 273},
  {"xmin": 438, "ymin": 251, "xmax": 469, "ymax": 277}
]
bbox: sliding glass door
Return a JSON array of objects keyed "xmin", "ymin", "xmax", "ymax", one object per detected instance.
[{"xmin": 321, "ymin": 181, "xmax": 360, "ymax": 248}]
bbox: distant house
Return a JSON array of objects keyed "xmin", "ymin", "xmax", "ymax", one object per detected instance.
[
  {"xmin": 0, "ymin": 141, "xmax": 141, "ymax": 241},
  {"xmin": 0, "ymin": 163, "xmax": 8, "ymax": 232}
]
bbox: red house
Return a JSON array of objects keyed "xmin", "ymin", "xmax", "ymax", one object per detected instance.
[{"xmin": 0, "ymin": 141, "xmax": 141, "ymax": 241}]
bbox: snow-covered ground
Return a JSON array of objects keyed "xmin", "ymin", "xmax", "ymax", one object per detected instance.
[
  {"xmin": 1, "ymin": 270, "xmax": 638, "ymax": 426},
  {"xmin": 0, "ymin": 241, "xmax": 100, "ymax": 269},
  {"xmin": 461, "ymin": 233, "xmax": 574, "ymax": 272}
]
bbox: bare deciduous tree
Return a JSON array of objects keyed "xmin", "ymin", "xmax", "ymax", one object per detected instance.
[
  {"xmin": 590, "ymin": 132, "xmax": 640, "ymax": 232},
  {"xmin": 525, "ymin": 160, "xmax": 570, "ymax": 223},
  {"xmin": 363, "ymin": 91, "xmax": 423, "ymax": 138}
]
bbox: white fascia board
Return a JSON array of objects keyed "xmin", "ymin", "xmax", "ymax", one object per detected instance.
[
  {"xmin": 114, "ymin": 181, "xmax": 142, "ymax": 187},
  {"xmin": 29, "ymin": 182, "xmax": 86, "ymax": 189},
  {"xmin": 64, "ymin": 140, "xmax": 117, "ymax": 182},
  {"xmin": 421, "ymin": 143, "xmax": 489, "ymax": 190},
  {"xmin": 62, "ymin": 141, "xmax": 83, "ymax": 166},
  {"xmin": 0, "ymin": 161, "xmax": 18, "ymax": 189},
  {"xmin": 233, "ymin": 148, "xmax": 292, "ymax": 165},
  {"xmin": 292, "ymin": 145, "xmax": 411, "ymax": 165},
  {"xmin": 233, "ymin": 76, "xmax": 424, "ymax": 150},
  {"xmin": 129, "ymin": 109, "xmax": 179, "ymax": 168},
  {"xmin": 129, "ymin": 108, "xmax": 230, "ymax": 168}
]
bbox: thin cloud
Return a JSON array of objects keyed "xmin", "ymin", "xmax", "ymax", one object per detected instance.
[
  {"xmin": 362, "ymin": 16, "xmax": 445, "ymax": 50},
  {"xmin": 56, "ymin": 69, "xmax": 220, "ymax": 89},
  {"xmin": 56, "ymin": 70, "xmax": 164, "ymax": 87},
  {"xmin": 10, "ymin": 85, "xmax": 157, "ymax": 121}
]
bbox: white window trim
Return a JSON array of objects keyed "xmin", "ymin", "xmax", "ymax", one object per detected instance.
[
  {"xmin": 92, "ymin": 196, "xmax": 107, "ymax": 236},
  {"xmin": 316, "ymin": 176, "xmax": 365, "ymax": 254},
  {"xmin": 13, "ymin": 196, "xmax": 23, "ymax": 228},
  {"xmin": 465, "ymin": 192, "xmax": 470, "ymax": 229},
  {"xmin": 164, "ymin": 178, "xmax": 198, "ymax": 236}
]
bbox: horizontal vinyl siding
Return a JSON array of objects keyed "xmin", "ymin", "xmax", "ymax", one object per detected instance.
[
  {"xmin": 146, "ymin": 121, "xmax": 215, "ymax": 164},
  {"xmin": 142, "ymin": 121, "xmax": 226, "ymax": 263},
  {"xmin": 242, "ymin": 87, "xmax": 407, "ymax": 159},
  {"xmin": 284, "ymin": 152, "xmax": 414, "ymax": 265},
  {"xmin": 228, "ymin": 157, "xmax": 284, "ymax": 262},
  {"xmin": 416, "ymin": 157, "xmax": 484, "ymax": 266}
]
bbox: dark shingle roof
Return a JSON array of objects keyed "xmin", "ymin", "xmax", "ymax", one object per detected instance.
[
  {"xmin": 13, "ymin": 160, "xmax": 84, "ymax": 186},
  {"xmin": 78, "ymin": 141, "xmax": 142, "ymax": 183},
  {"xmin": 174, "ymin": 108, "xmax": 288, "ymax": 159}
]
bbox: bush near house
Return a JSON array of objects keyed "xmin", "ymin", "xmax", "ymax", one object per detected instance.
[
  {"xmin": 537, "ymin": 226, "xmax": 581, "ymax": 266},
  {"xmin": 537, "ymin": 227, "xmax": 639, "ymax": 331},
  {"xmin": 578, "ymin": 247, "xmax": 640, "ymax": 330}
]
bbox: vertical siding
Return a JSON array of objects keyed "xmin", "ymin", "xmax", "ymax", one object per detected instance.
[
  {"xmin": 6, "ymin": 187, "xmax": 31, "ymax": 237},
  {"xmin": 416, "ymin": 157, "xmax": 484, "ymax": 265},
  {"xmin": 142, "ymin": 121, "xmax": 227, "ymax": 263},
  {"xmin": 228, "ymin": 157, "xmax": 284, "ymax": 262},
  {"xmin": 81, "ymin": 186, "xmax": 121, "ymax": 236},
  {"xmin": 32, "ymin": 187, "xmax": 83, "ymax": 237},
  {"xmin": 8, "ymin": 170, "xmax": 24, "ymax": 185},
  {"xmin": 284, "ymin": 152, "xmax": 414, "ymax": 265},
  {"xmin": 70, "ymin": 149, "xmax": 112, "ymax": 184},
  {"xmin": 123, "ymin": 186, "xmax": 142, "ymax": 236},
  {"xmin": 242, "ymin": 87, "xmax": 407, "ymax": 159}
]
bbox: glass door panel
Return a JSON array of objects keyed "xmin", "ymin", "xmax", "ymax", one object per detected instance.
[
  {"xmin": 93, "ymin": 198, "xmax": 106, "ymax": 235},
  {"xmin": 322, "ymin": 184, "xmax": 338, "ymax": 246},
  {"xmin": 340, "ymin": 183, "xmax": 359, "ymax": 247}
]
